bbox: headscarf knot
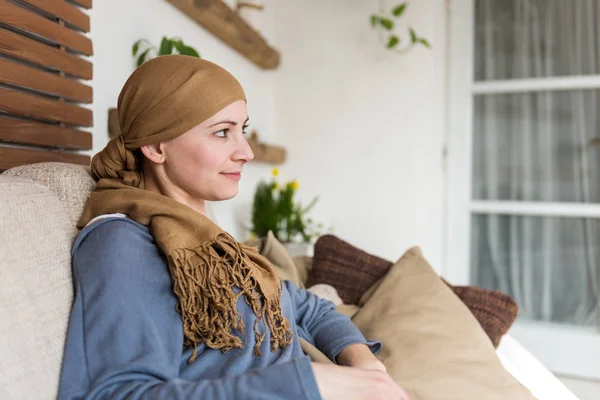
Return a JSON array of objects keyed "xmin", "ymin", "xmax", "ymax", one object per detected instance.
[{"xmin": 90, "ymin": 135, "xmax": 142, "ymax": 188}]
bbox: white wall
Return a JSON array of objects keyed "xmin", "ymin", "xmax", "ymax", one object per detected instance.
[
  {"xmin": 88, "ymin": 0, "xmax": 448, "ymax": 267},
  {"xmin": 89, "ymin": 0, "xmax": 279, "ymax": 234},
  {"xmin": 273, "ymin": 0, "xmax": 447, "ymax": 268}
]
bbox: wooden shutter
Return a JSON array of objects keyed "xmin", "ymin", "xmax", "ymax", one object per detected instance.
[{"xmin": 0, "ymin": 0, "xmax": 93, "ymax": 171}]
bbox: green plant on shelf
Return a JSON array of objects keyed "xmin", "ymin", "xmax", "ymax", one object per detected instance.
[
  {"xmin": 251, "ymin": 168, "xmax": 325, "ymax": 243},
  {"xmin": 132, "ymin": 36, "xmax": 200, "ymax": 67}
]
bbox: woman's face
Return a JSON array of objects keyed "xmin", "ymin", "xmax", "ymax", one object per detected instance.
[{"xmin": 159, "ymin": 99, "xmax": 254, "ymax": 202}]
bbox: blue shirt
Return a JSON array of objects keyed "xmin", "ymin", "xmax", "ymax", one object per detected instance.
[{"xmin": 58, "ymin": 217, "xmax": 380, "ymax": 399}]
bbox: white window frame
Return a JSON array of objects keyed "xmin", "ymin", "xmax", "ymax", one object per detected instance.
[{"xmin": 443, "ymin": 0, "xmax": 600, "ymax": 379}]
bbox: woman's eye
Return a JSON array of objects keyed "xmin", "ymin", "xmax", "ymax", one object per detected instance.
[
  {"xmin": 215, "ymin": 129, "xmax": 228, "ymax": 138},
  {"xmin": 242, "ymin": 124, "xmax": 249, "ymax": 136}
]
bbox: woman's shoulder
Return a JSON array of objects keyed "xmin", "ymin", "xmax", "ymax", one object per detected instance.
[
  {"xmin": 72, "ymin": 215, "xmax": 163, "ymax": 277},
  {"xmin": 74, "ymin": 214, "xmax": 151, "ymax": 250},
  {"xmin": 70, "ymin": 215, "xmax": 179, "ymax": 327}
]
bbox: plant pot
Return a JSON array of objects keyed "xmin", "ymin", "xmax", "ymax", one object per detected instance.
[{"xmin": 282, "ymin": 241, "xmax": 313, "ymax": 257}]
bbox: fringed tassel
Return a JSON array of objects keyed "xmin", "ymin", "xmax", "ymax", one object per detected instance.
[{"xmin": 167, "ymin": 233, "xmax": 293, "ymax": 363}]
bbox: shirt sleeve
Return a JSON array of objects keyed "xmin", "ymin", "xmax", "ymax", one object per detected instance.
[
  {"xmin": 285, "ymin": 280, "xmax": 382, "ymax": 363},
  {"xmin": 58, "ymin": 219, "xmax": 321, "ymax": 400}
]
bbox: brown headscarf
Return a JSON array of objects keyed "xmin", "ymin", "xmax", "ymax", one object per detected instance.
[{"xmin": 78, "ymin": 55, "xmax": 293, "ymax": 362}]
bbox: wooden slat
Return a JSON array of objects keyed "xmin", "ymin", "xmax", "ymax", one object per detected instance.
[
  {"xmin": 0, "ymin": 146, "xmax": 90, "ymax": 171},
  {"xmin": 69, "ymin": 0, "xmax": 92, "ymax": 10},
  {"xmin": 0, "ymin": 28, "xmax": 92, "ymax": 79},
  {"xmin": 0, "ymin": 116, "xmax": 92, "ymax": 149},
  {"xmin": 0, "ymin": 0, "xmax": 93, "ymax": 56},
  {"xmin": 20, "ymin": 0, "xmax": 90, "ymax": 32},
  {"xmin": 0, "ymin": 87, "xmax": 92, "ymax": 126},
  {"xmin": 166, "ymin": 0, "xmax": 280, "ymax": 70},
  {"xmin": 0, "ymin": 58, "xmax": 92, "ymax": 103}
]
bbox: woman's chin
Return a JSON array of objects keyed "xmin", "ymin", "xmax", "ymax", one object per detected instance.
[{"xmin": 213, "ymin": 188, "xmax": 238, "ymax": 201}]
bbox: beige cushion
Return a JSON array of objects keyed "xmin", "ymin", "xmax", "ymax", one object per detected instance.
[
  {"xmin": 3, "ymin": 162, "xmax": 95, "ymax": 227},
  {"xmin": 307, "ymin": 284, "xmax": 343, "ymax": 306},
  {"xmin": 244, "ymin": 231, "xmax": 305, "ymax": 287},
  {"xmin": 0, "ymin": 176, "xmax": 75, "ymax": 399},
  {"xmin": 299, "ymin": 338, "xmax": 334, "ymax": 365},
  {"xmin": 291, "ymin": 255, "xmax": 312, "ymax": 286},
  {"xmin": 352, "ymin": 247, "xmax": 534, "ymax": 400}
]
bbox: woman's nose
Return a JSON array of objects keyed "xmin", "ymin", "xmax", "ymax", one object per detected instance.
[{"xmin": 232, "ymin": 134, "xmax": 255, "ymax": 162}]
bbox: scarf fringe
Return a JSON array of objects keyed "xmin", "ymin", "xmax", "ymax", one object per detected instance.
[{"xmin": 168, "ymin": 233, "xmax": 293, "ymax": 363}]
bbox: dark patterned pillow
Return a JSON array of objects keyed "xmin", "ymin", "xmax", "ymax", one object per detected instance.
[
  {"xmin": 449, "ymin": 285, "xmax": 519, "ymax": 348},
  {"xmin": 306, "ymin": 234, "xmax": 392, "ymax": 305},
  {"xmin": 306, "ymin": 234, "xmax": 518, "ymax": 347}
]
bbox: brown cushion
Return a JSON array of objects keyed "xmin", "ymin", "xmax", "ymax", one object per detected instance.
[
  {"xmin": 352, "ymin": 247, "xmax": 534, "ymax": 400},
  {"xmin": 306, "ymin": 234, "xmax": 392, "ymax": 305},
  {"xmin": 450, "ymin": 285, "xmax": 518, "ymax": 348},
  {"xmin": 308, "ymin": 235, "xmax": 518, "ymax": 347}
]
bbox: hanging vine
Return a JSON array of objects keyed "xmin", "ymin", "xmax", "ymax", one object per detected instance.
[{"xmin": 370, "ymin": 1, "xmax": 431, "ymax": 53}]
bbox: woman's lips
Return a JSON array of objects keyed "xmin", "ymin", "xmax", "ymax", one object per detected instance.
[{"xmin": 221, "ymin": 172, "xmax": 241, "ymax": 181}]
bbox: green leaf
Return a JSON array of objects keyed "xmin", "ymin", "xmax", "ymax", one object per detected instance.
[
  {"xmin": 370, "ymin": 14, "xmax": 379, "ymax": 27},
  {"xmin": 379, "ymin": 18, "xmax": 394, "ymax": 30},
  {"xmin": 251, "ymin": 180, "xmax": 280, "ymax": 238},
  {"xmin": 386, "ymin": 35, "xmax": 400, "ymax": 49},
  {"xmin": 418, "ymin": 37, "xmax": 431, "ymax": 48},
  {"xmin": 409, "ymin": 27, "xmax": 417, "ymax": 43},
  {"xmin": 392, "ymin": 3, "xmax": 407, "ymax": 17},
  {"xmin": 301, "ymin": 196, "xmax": 319, "ymax": 214},
  {"xmin": 137, "ymin": 48, "xmax": 151, "ymax": 67},
  {"xmin": 181, "ymin": 45, "xmax": 200, "ymax": 58},
  {"xmin": 172, "ymin": 40, "xmax": 185, "ymax": 53},
  {"xmin": 173, "ymin": 40, "xmax": 200, "ymax": 58},
  {"xmin": 132, "ymin": 39, "xmax": 143, "ymax": 56},
  {"xmin": 159, "ymin": 37, "xmax": 173, "ymax": 56}
]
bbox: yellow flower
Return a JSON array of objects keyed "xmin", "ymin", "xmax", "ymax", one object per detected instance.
[
  {"xmin": 290, "ymin": 180, "xmax": 300, "ymax": 190},
  {"xmin": 271, "ymin": 168, "xmax": 279, "ymax": 177}
]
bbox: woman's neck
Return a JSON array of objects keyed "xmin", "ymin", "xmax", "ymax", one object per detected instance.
[{"xmin": 143, "ymin": 169, "xmax": 206, "ymax": 215}]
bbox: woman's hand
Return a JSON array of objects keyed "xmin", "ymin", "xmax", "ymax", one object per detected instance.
[
  {"xmin": 336, "ymin": 344, "xmax": 387, "ymax": 372},
  {"xmin": 311, "ymin": 362, "xmax": 411, "ymax": 400}
]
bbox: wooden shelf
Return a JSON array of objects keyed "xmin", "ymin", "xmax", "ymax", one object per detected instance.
[
  {"xmin": 247, "ymin": 131, "xmax": 286, "ymax": 164},
  {"xmin": 166, "ymin": 0, "xmax": 280, "ymax": 70}
]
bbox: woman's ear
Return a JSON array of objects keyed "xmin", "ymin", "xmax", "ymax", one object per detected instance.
[{"xmin": 140, "ymin": 143, "xmax": 166, "ymax": 164}]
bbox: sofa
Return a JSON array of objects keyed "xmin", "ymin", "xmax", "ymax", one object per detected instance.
[
  {"xmin": 0, "ymin": 163, "xmax": 95, "ymax": 399},
  {"xmin": 0, "ymin": 162, "xmax": 577, "ymax": 400}
]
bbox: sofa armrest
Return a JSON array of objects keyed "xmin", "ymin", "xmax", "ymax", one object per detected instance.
[{"xmin": 497, "ymin": 334, "xmax": 578, "ymax": 400}]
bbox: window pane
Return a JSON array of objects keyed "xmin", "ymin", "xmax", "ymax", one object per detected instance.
[
  {"xmin": 475, "ymin": 0, "xmax": 600, "ymax": 80},
  {"xmin": 472, "ymin": 90, "xmax": 600, "ymax": 202},
  {"xmin": 471, "ymin": 214, "xmax": 599, "ymax": 327}
]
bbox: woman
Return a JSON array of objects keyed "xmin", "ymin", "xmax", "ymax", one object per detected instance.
[{"xmin": 58, "ymin": 55, "xmax": 409, "ymax": 400}]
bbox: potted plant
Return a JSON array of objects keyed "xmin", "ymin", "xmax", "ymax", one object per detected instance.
[{"xmin": 251, "ymin": 168, "xmax": 325, "ymax": 256}]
